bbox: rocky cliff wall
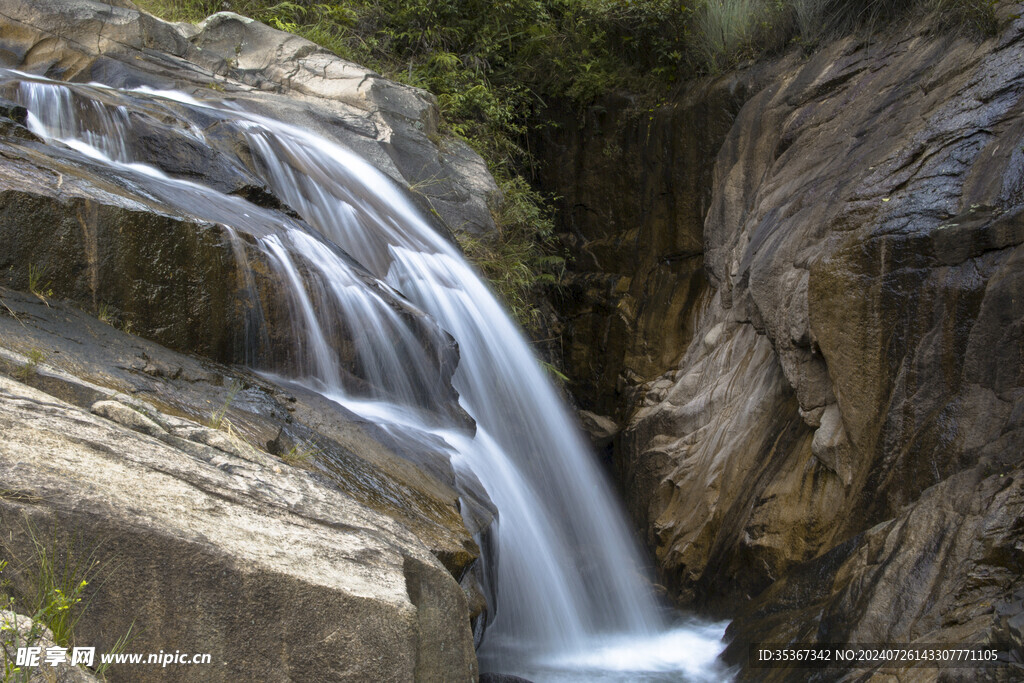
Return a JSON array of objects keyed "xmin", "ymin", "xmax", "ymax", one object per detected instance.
[
  {"xmin": 534, "ymin": 81, "xmax": 748, "ymax": 417},
  {"xmin": 539, "ymin": 10, "xmax": 1024, "ymax": 677}
]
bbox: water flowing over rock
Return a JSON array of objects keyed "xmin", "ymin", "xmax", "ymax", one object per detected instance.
[
  {"xmin": 0, "ymin": 2, "xmax": 732, "ymax": 681},
  {"xmin": 0, "ymin": 0, "xmax": 499, "ymax": 237},
  {"xmin": 537, "ymin": 10, "xmax": 1024, "ymax": 680}
]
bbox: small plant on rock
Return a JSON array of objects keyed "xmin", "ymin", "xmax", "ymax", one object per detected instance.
[
  {"xmin": 1, "ymin": 529, "xmax": 94, "ymax": 682},
  {"xmin": 208, "ymin": 379, "xmax": 244, "ymax": 430},
  {"xmin": 1, "ymin": 520, "xmax": 134, "ymax": 682},
  {"xmin": 96, "ymin": 303, "xmax": 114, "ymax": 326},
  {"xmin": 14, "ymin": 349, "xmax": 45, "ymax": 382},
  {"xmin": 26, "ymin": 265, "xmax": 53, "ymax": 306},
  {"xmin": 280, "ymin": 440, "xmax": 320, "ymax": 468}
]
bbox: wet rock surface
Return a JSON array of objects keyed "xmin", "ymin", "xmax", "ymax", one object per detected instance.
[
  {"xmin": 0, "ymin": 70, "xmax": 469, "ymax": 425},
  {"xmin": 541, "ymin": 11, "xmax": 1024, "ymax": 680}
]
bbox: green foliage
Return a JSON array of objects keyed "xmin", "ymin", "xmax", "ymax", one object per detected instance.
[
  {"xmin": 1, "ymin": 526, "xmax": 97, "ymax": 649},
  {"xmin": 0, "ymin": 559, "xmax": 40, "ymax": 683},
  {"xmin": 26, "ymin": 265, "xmax": 52, "ymax": 304},
  {"xmin": 456, "ymin": 175, "xmax": 563, "ymax": 329},
  {"xmin": 93, "ymin": 622, "xmax": 135, "ymax": 680},
  {"xmin": 208, "ymin": 379, "xmax": 243, "ymax": 430},
  {"xmin": 96, "ymin": 302, "xmax": 113, "ymax": 326},
  {"xmin": 687, "ymin": 0, "xmax": 1000, "ymax": 73},
  {"xmin": 540, "ymin": 359, "xmax": 570, "ymax": 382},
  {"xmin": 14, "ymin": 348, "xmax": 44, "ymax": 382},
  {"xmin": 136, "ymin": 0, "xmax": 1002, "ymax": 112},
  {"xmin": 690, "ymin": 0, "xmax": 773, "ymax": 73},
  {"xmin": 931, "ymin": 0, "xmax": 1000, "ymax": 35},
  {"xmin": 21, "ymin": 546, "xmax": 90, "ymax": 648}
]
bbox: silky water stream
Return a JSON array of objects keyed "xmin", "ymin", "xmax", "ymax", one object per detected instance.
[{"xmin": 10, "ymin": 70, "xmax": 731, "ymax": 681}]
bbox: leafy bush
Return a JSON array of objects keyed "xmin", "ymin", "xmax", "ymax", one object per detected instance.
[{"xmin": 456, "ymin": 175, "xmax": 564, "ymax": 329}]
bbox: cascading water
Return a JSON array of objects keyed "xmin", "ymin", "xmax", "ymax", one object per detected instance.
[{"xmin": 9, "ymin": 69, "xmax": 731, "ymax": 681}]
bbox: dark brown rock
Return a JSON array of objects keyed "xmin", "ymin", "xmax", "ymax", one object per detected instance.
[
  {"xmin": 541, "ymin": 10, "xmax": 1024, "ymax": 679},
  {"xmin": 531, "ymin": 69, "xmax": 780, "ymax": 416}
]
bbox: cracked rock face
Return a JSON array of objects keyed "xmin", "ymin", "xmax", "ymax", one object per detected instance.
[{"xmin": 542, "ymin": 10, "xmax": 1024, "ymax": 677}]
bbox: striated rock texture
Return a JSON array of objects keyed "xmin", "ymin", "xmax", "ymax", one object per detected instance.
[
  {"xmin": 0, "ymin": 290, "xmax": 486, "ymax": 579},
  {"xmin": 0, "ymin": 0, "xmax": 498, "ymax": 236},
  {"xmin": 540, "ymin": 10, "xmax": 1024, "ymax": 679},
  {"xmin": 0, "ymin": 374, "xmax": 478, "ymax": 682},
  {"xmin": 533, "ymin": 68, "xmax": 785, "ymax": 417},
  {"xmin": 0, "ymin": 290, "xmax": 482, "ymax": 682}
]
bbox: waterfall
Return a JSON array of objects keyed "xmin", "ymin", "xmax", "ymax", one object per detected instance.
[{"xmin": 9, "ymin": 70, "xmax": 730, "ymax": 681}]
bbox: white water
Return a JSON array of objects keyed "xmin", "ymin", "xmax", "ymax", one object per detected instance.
[{"xmin": 10, "ymin": 70, "xmax": 731, "ymax": 680}]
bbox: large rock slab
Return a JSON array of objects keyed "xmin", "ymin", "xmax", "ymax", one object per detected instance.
[
  {"xmin": 0, "ymin": 368, "xmax": 479, "ymax": 682},
  {"xmin": 0, "ymin": 0, "xmax": 498, "ymax": 236},
  {"xmin": 0, "ymin": 288, "xmax": 486, "ymax": 584}
]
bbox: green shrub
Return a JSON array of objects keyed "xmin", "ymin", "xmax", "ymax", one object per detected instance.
[
  {"xmin": 456, "ymin": 175, "xmax": 563, "ymax": 329},
  {"xmin": 26, "ymin": 264, "xmax": 52, "ymax": 305},
  {"xmin": 690, "ymin": 0, "xmax": 761, "ymax": 72}
]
